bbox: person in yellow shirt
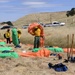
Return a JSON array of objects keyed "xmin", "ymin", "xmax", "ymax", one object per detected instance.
[
  {"xmin": 5, "ymin": 29, "xmax": 11, "ymax": 44},
  {"xmin": 17, "ymin": 29, "xmax": 21, "ymax": 44},
  {"xmin": 33, "ymin": 26, "xmax": 41, "ymax": 48}
]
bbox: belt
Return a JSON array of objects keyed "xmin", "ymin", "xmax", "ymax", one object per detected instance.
[{"xmin": 35, "ymin": 36, "xmax": 40, "ymax": 37}]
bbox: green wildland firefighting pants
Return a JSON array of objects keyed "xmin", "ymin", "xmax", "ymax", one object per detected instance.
[{"xmin": 34, "ymin": 36, "xmax": 40, "ymax": 48}]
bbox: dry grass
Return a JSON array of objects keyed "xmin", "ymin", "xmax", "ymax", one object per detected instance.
[
  {"xmin": 44, "ymin": 26, "xmax": 75, "ymax": 47},
  {"xmin": 0, "ymin": 25, "xmax": 75, "ymax": 48}
]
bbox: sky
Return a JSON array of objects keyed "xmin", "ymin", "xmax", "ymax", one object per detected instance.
[{"xmin": 0, "ymin": 0, "xmax": 75, "ymax": 22}]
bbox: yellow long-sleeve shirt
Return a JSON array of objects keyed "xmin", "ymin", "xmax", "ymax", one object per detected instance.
[
  {"xmin": 18, "ymin": 33, "xmax": 21, "ymax": 39},
  {"xmin": 5, "ymin": 32, "xmax": 10, "ymax": 38},
  {"xmin": 17, "ymin": 29, "xmax": 21, "ymax": 39},
  {"xmin": 34, "ymin": 28, "xmax": 41, "ymax": 36}
]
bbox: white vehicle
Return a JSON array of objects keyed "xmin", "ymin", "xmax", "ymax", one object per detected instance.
[
  {"xmin": 22, "ymin": 25, "xmax": 29, "ymax": 29},
  {"xmin": 52, "ymin": 21, "xmax": 65, "ymax": 26},
  {"xmin": 44, "ymin": 21, "xmax": 65, "ymax": 27}
]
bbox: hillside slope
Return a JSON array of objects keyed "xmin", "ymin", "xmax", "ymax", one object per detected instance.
[{"xmin": 14, "ymin": 11, "xmax": 75, "ymax": 26}]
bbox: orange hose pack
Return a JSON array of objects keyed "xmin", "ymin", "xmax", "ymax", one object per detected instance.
[
  {"xmin": 18, "ymin": 48, "xmax": 50, "ymax": 58},
  {"xmin": 28, "ymin": 22, "xmax": 44, "ymax": 37}
]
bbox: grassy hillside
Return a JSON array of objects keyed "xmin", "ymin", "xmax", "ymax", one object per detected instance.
[
  {"xmin": 0, "ymin": 11, "xmax": 75, "ymax": 48},
  {"xmin": 13, "ymin": 11, "xmax": 75, "ymax": 27}
]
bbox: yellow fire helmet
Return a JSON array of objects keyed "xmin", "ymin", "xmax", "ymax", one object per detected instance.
[
  {"xmin": 35, "ymin": 26, "xmax": 38, "ymax": 28},
  {"xmin": 17, "ymin": 29, "xmax": 21, "ymax": 34},
  {"xmin": 18, "ymin": 29, "xmax": 21, "ymax": 31}
]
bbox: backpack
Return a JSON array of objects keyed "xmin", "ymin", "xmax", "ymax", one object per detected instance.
[
  {"xmin": 53, "ymin": 63, "xmax": 68, "ymax": 72},
  {"xmin": 48, "ymin": 63, "xmax": 68, "ymax": 72},
  {"xmin": 4, "ymin": 33, "xmax": 7, "ymax": 38}
]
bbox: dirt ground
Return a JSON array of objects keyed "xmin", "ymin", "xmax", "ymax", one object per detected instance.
[{"xmin": 0, "ymin": 43, "xmax": 75, "ymax": 75}]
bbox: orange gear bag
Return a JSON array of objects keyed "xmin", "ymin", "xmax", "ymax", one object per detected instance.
[{"xmin": 28, "ymin": 22, "xmax": 44, "ymax": 37}]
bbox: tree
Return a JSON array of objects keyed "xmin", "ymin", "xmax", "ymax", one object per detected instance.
[
  {"xmin": 66, "ymin": 8, "xmax": 75, "ymax": 17},
  {"xmin": 66, "ymin": 11, "xmax": 70, "ymax": 17},
  {"xmin": 6, "ymin": 21, "xmax": 13, "ymax": 26},
  {"xmin": 1, "ymin": 21, "xmax": 13, "ymax": 26}
]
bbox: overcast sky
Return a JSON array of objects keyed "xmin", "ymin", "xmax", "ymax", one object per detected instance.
[{"xmin": 0, "ymin": 0, "xmax": 75, "ymax": 22}]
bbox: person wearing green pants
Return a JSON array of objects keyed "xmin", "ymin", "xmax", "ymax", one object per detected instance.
[
  {"xmin": 33, "ymin": 26, "xmax": 41, "ymax": 48},
  {"xmin": 34, "ymin": 36, "xmax": 40, "ymax": 48}
]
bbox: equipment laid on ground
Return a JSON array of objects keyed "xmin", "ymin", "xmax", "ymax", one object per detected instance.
[
  {"xmin": 65, "ymin": 34, "xmax": 75, "ymax": 62},
  {"xmin": 48, "ymin": 63, "xmax": 68, "ymax": 72}
]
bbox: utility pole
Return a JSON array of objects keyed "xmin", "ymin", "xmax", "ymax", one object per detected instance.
[
  {"xmin": 38, "ymin": 17, "xmax": 40, "ymax": 23},
  {"xmin": 50, "ymin": 13, "xmax": 52, "ymax": 23}
]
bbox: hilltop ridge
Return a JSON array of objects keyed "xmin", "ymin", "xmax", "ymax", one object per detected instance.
[{"xmin": 13, "ymin": 11, "xmax": 75, "ymax": 27}]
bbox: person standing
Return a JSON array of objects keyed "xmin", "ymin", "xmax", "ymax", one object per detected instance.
[
  {"xmin": 17, "ymin": 29, "xmax": 21, "ymax": 44},
  {"xmin": 28, "ymin": 22, "xmax": 45, "ymax": 48},
  {"xmin": 33, "ymin": 26, "xmax": 41, "ymax": 48},
  {"xmin": 5, "ymin": 29, "xmax": 11, "ymax": 44}
]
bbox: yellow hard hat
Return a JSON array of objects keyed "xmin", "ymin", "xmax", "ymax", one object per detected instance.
[
  {"xmin": 18, "ymin": 29, "xmax": 21, "ymax": 31},
  {"xmin": 35, "ymin": 26, "xmax": 38, "ymax": 28}
]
